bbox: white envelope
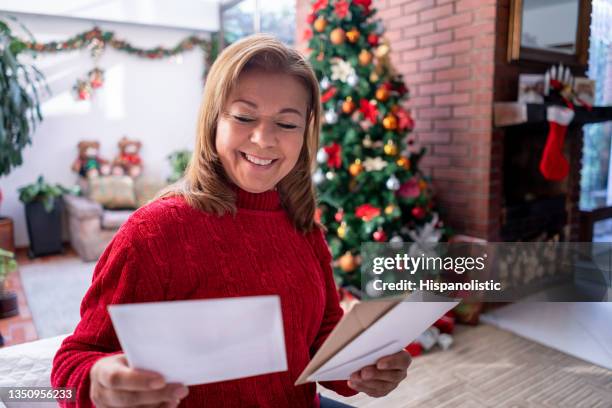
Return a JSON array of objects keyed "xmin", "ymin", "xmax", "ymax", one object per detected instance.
[
  {"xmin": 108, "ymin": 295, "xmax": 287, "ymax": 386},
  {"xmin": 297, "ymin": 291, "xmax": 458, "ymax": 383}
]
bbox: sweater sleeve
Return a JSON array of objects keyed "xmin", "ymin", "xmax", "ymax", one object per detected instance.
[
  {"xmin": 50, "ymin": 219, "xmax": 167, "ymax": 407},
  {"xmin": 308, "ymin": 227, "xmax": 359, "ymax": 398}
]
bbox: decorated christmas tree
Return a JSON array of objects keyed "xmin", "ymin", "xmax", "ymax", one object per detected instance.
[{"xmin": 303, "ymin": 0, "xmax": 451, "ymax": 290}]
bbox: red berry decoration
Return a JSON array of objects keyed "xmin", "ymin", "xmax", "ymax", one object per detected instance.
[
  {"xmin": 411, "ymin": 206, "xmax": 426, "ymax": 219},
  {"xmin": 373, "ymin": 228, "xmax": 387, "ymax": 242}
]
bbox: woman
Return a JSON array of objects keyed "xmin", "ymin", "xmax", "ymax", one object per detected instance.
[{"xmin": 51, "ymin": 33, "xmax": 411, "ymax": 408}]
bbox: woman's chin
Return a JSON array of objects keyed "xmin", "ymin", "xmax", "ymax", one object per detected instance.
[{"xmin": 236, "ymin": 179, "xmax": 276, "ymax": 193}]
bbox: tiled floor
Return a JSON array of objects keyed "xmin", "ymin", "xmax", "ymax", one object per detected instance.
[{"xmin": 0, "ymin": 245, "xmax": 76, "ymax": 347}]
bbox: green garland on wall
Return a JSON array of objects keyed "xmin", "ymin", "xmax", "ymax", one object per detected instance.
[{"xmin": 21, "ymin": 26, "xmax": 219, "ymax": 82}]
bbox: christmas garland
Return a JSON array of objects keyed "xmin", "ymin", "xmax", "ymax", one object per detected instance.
[{"xmin": 21, "ymin": 26, "xmax": 218, "ymax": 86}]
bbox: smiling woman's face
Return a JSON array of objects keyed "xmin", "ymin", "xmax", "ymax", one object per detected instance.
[{"xmin": 216, "ymin": 69, "xmax": 309, "ymax": 193}]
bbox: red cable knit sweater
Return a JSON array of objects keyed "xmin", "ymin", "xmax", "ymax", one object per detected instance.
[{"xmin": 51, "ymin": 185, "xmax": 358, "ymax": 407}]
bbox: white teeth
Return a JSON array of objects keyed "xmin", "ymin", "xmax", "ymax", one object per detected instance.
[{"xmin": 244, "ymin": 153, "xmax": 273, "ymax": 166}]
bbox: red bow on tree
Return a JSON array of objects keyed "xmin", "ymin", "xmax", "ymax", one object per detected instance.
[
  {"xmin": 312, "ymin": 0, "xmax": 328, "ymax": 13},
  {"xmin": 353, "ymin": 0, "xmax": 372, "ymax": 14},
  {"xmin": 355, "ymin": 204, "xmax": 381, "ymax": 222},
  {"xmin": 359, "ymin": 99, "xmax": 379, "ymax": 124},
  {"xmin": 395, "ymin": 107, "xmax": 414, "ymax": 131},
  {"xmin": 323, "ymin": 142, "xmax": 342, "ymax": 168},
  {"xmin": 334, "ymin": 0, "xmax": 349, "ymax": 18},
  {"xmin": 321, "ymin": 86, "xmax": 337, "ymax": 103}
]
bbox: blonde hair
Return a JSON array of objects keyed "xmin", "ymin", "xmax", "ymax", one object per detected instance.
[{"xmin": 157, "ymin": 33, "xmax": 322, "ymax": 233}]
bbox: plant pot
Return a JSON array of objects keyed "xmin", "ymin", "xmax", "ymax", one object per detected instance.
[
  {"xmin": 0, "ymin": 290, "xmax": 18, "ymax": 318},
  {"xmin": 24, "ymin": 198, "xmax": 64, "ymax": 258},
  {"xmin": 0, "ymin": 217, "xmax": 15, "ymax": 253}
]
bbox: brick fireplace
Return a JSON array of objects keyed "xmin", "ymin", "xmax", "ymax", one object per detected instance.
[{"xmin": 295, "ymin": 0, "xmax": 587, "ymax": 242}]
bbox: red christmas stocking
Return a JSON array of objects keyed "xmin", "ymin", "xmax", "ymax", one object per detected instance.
[{"xmin": 539, "ymin": 106, "xmax": 575, "ymax": 181}]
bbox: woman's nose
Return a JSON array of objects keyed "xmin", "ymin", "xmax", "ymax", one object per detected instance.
[{"xmin": 250, "ymin": 120, "xmax": 277, "ymax": 148}]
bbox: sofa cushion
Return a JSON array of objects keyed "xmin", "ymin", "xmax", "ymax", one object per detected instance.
[
  {"xmin": 0, "ymin": 334, "xmax": 69, "ymax": 408},
  {"xmin": 134, "ymin": 176, "xmax": 167, "ymax": 208},
  {"xmin": 101, "ymin": 210, "xmax": 133, "ymax": 230},
  {"xmin": 88, "ymin": 176, "xmax": 136, "ymax": 209}
]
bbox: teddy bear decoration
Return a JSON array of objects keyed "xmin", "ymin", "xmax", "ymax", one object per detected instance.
[
  {"xmin": 112, "ymin": 136, "xmax": 143, "ymax": 178},
  {"xmin": 71, "ymin": 141, "xmax": 111, "ymax": 178}
]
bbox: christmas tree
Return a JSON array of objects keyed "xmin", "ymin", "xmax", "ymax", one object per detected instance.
[{"xmin": 304, "ymin": 0, "xmax": 451, "ymax": 290}]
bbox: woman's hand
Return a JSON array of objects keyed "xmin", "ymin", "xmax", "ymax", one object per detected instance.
[
  {"xmin": 90, "ymin": 353, "xmax": 189, "ymax": 408},
  {"xmin": 347, "ymin": 350, "xmax": 412, "ymax": 398}
]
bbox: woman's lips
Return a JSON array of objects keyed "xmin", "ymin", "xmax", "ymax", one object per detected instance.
[{"xmin": 240, "ymin": 151, "xmax": 279, "ymax": 167}]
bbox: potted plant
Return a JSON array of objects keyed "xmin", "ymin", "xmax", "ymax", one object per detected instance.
[
  {"xmin": 18, "ymin": 176, "xmax": 74, "ymax": 258},
  {"xmin": 0, "ymin": 248, "xmax": 19, "ymax": 320},
  {"xmin": 167, "ymin": 150, "xmax": 193, "ymax": 183},
  {"xmin": 0, "ymin": 17, "xmax": 48, "ymax": 252}
]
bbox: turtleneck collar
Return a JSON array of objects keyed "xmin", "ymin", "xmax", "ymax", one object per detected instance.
[{"xmin": 232, "ymin": 183, "xmax": 282, "ymax": 211}]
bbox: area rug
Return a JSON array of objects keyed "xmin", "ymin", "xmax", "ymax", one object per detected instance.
[
  {"xmin": 481, "ymin": 302, "xmax": 612, "ymax": 371},
  {"xmin": 19, "ymin": 258, "xmax": 95, "ymax": 339},
  {"xmin": 319, "ymin": 324, "xmax": 612, "ymax": 407}
]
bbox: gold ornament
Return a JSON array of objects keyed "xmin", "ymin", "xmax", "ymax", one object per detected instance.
[
  {"xmin": 375, "ymin": 87, "xmax": 389, "ymax": 102},
  {"xmin": 382, "ymin": 114, "xmax": 398, "ymax": 131},
  {"xmin": 330, "ymin": 28, "xmax": 346, "ymax": 45},
  {"xmin": 384, "ymin": 140, "xmax": 398, "ymax": 156},
  {"xmin": 384, "ymin": 204, "xmax": 396, "ymax": 215},
  {"xmin": 363, "ymin": 135, "xmax": 373, "ymax": 148},
  {"xmin": 358, "ymin": 49, "xmax": 373, "ymax": 66},
  {"xmin": 342, "ymin": 97, "xmax": 356, "ymax": 114},
  {"xmin": 346, "ymin": 28, "xmax": 360, "ymax": 43},
  {"xmin": 349, "ymin": 159, "xmax": 363, "ymax": 176},
  {"xmin": 337, "ymin": 221, "xmax": 347, "ymax": 238},
  {"xmin": 314, "ymin": 17, "xmax": 327, "ymax": 32},
  {"xmin": 369, "ymin": 72, "xmax": 379, "ymax": 82},
  {"xmin": 419, "ymin": 179, "xmax": 428, "ymax": 190},
  {"xmin": 339, "ymin": 251, "xmax": 358, "ymax": 272},
  {"xmin": 396, "ymin": 156, "xmax": 410, "ymax": 170},
  {"xmin": 375, "ymin": 44, "xmax": 390, "ymax": 58}
]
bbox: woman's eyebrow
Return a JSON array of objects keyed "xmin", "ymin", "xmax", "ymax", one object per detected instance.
[{"xmin": 232, "ymin": 98, "xmax": 303, "ymax": 118}]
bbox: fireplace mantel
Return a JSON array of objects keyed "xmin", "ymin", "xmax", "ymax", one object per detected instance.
[{"xmin": 494, "ymin": 103, "xmax": 612, "ymax": 127}]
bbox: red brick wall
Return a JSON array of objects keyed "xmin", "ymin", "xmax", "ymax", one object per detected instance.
[{"xmin": 296, "ymin": 0, "xmax": 499, "ymax": 239}]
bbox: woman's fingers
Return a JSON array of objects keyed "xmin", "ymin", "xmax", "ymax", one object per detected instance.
[
  {"xmin": 96, "ymin": 355, "xmax": 167, "ymax": 391},
  {"xmin": 96, "ymin": 382, "xmax": 187, "ymax": 407},
  {"xmin": 356, "ymin": 365, "xmax": 406, "ymax": 383},
  {"xmin": 348, "ymin": 378, "xmax": 394, "ymax": 398},
  {"xmin": 346, "ymin": 350, "xmax": 413, "ymax": 398},
  {"xmin": 375, "ymin": 350, "xmax": 412, "ymax": 371}
]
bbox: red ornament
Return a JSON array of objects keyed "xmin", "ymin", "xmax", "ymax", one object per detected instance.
[
  {"xmin": 334, "ymin": 209, "xmax": 344, "ymax": 223},
  {"xmin": 405, "ymin": 341, "xmax": 422, "ymax": 357},
  {"xmin": 323, "ymin": 142, "xmax": 342, "ymax": 168},
  {"xmin": 373, "ymin": 228, "xmax": 387, "ymax": 242},
  {"xmin": 367, "ymin": 33, "xmax": 379, "ymax": 46},
  {"xmin": 321, "ymin": 86, "xmax": 337, "ymax": 103},
  {"xmin": 307, "ymin": 13, "xmax": 316, "ymax": 24},
  {"xmin": 434, "ymin": 311, "xmax": 455, "ymax": 334},
  {"xmin": 411, "ymin": 206, "xmax": 426, "ymax": 219},
  {"xmin": 359, "ymin": 98, "xmax": 379, "ymax": 124},
  {"xmin": 355, "ymin": 204, "xmax": 381, "ymax": 222},
  {"xmin": 334, "ymin": 0, "xmax": 350, "ymax": 19}
]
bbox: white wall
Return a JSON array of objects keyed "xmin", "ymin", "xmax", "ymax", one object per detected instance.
[{"xmin": 0, "ymin": 12, "xmax": 209, "ymax": 247}]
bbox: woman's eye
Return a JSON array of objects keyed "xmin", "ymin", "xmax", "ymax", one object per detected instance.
[
  {"xmin": 278, "ymin": 123, "xmax": 298, "ymax": 130},
  {"xmin": 233, "ymin": 115, "xmax": 254, "ymax": 123}
]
